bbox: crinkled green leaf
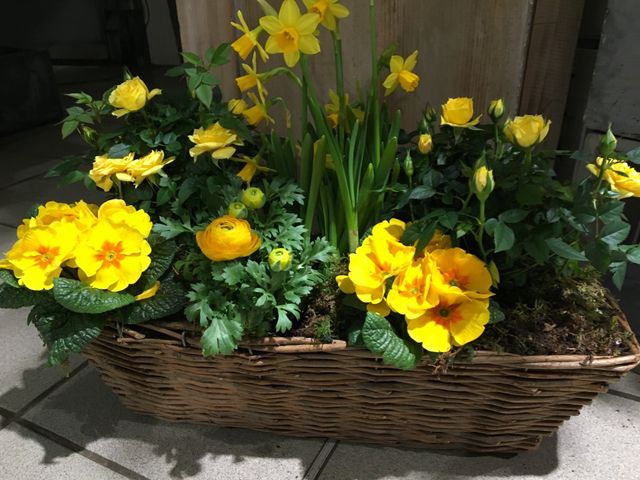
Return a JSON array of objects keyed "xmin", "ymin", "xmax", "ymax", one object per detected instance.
[
  {"xmin": 139, "ymin": 239, "xmax": 177, "ymax": 287},
  {"xmin": 53, "ymin": 278, "xmax": 135, "ymax": 314},
  {"xmin": 124, "ymin": 279, "xmax": 187, "ymax": 325},
  {"xmin": 0, "ymin": 282, "xmax": 49, "ymax": 308},
  {"xmin": 0, "ymin": 269, "xmax": 19, "ymax": 288},
  {"xmin": 362, "ymin": 312, "xmax": 419, "ymax": 370}
]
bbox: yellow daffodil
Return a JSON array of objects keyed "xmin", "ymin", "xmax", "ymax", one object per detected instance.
[
  {"xmin": 383, "ymin": 51, "xmax": 419, "ymax": 96},
  {"xmin": 587, "ymin": 157, "xmax": 640, "ymax": 199},
  {"xmin": 134, "ymin": 281, "xmax": 160, "ymax": 301},
  {"xmin": 75, "ymin": 220, "xmax": 152, "ymax": 292},
  {"xmin": 196, "ymin": 215, "xmax": 261, "ymax": 262},
  {"xmin": 233, "ymin": 155, "xmax": 274, "ymax": 184},
  {"xmin": 441, "ymin": 97, "xmax": 482, "ymax": 128},
  {"xmin": 503, "ymin": 114, "xmax": 551, "ymax": 148},
  {"xmin": 429, "ymin": 248, "xmax": 493, "ymax": 303},
  {"xmin": 228, "ymin": 98, "xmax": 248, "ymax": 115},
  {"xmin": 236, "ymin": 53, "xmax": 268, "ymax": 101},
  {"xmin": 386, "ymin": 255, "xmax": 439, "ymax": 320},
  {"xmin": 407, "ymin": 298, "xmax": 490, "ymax": 352},
  {"xmin": 259, "ymin": 0, "xmax": 321, "ymax": 67},
  {"xmin": 2, "ymin": 222, "xmax": 78, "ymax": 290},
  {"xmin": 324, "ymin": 90, "xmax": 364, "ymax": 130},
  {"xmin": 97, "ymin": 199, "xmax": 152, "ymax": 237},
  {"xmin": 230, "ymin": 10, "xmax": 269, "ymax": 62},
  {"xmin": 188, "ymin": 122, "xmax": 244, "ymax": 160},
  {"xmin": 302, "ymin": 0, "xmax": 349, "ymax": 31},
  {"xmin": 124, "ymin": 150, "xmax": 175, "ymax": 187},
  {"xmin": 418, "ymin": 133, "xmax": 433, "ymax": 155},
  {"xmin": 89, "ymin": 153, "xmax": 135, "ymax": 192},
  {"xmin": 108, "ymin": 77, "xmax": 161, "ymax": 117},
  {"xmin": 242, "ymin": 92, "xmax": 274, "ymax": 126}
]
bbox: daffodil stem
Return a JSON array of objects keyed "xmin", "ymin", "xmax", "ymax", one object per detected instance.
[
  {"xmin": 332, "ymin": 28, "xmax": 346, "ymax": 147},
  {"xmin": 300, "ymin": 57, "xmax": 309, "ymax": 137},
  {"xmin": 369, "ymin": 0, "xmax": 381, "ymax": 168}
]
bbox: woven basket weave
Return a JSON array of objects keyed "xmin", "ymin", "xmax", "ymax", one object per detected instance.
[{"xmin": 83, "ymin": 310, "xmax": 640, "ymax": 453}]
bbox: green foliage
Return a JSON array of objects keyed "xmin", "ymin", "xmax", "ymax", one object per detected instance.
[
  {"xmin": 53, "ymin": 278, "xmax": 135, "ymax": 314},
  {"xmin": 0, "ymin": 271, "xmax": 50, "ymax": 308},
  {"xmin": 361, "ymin": 312, "xmax": 420, "ymax": 370},
  {"xmin": 124, "ymin": 278, "xmax": 187, "ymax": 325}
]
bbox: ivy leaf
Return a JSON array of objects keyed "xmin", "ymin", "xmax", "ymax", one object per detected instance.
[
  {"xmin": 53, "ymin": 278, "xmax": 135, "ymax": 314},
  {"xmin": 201, "ymin": 312, "xmax": 243, "ymax": 356},
  {"xmin": 545, "ymin": 238, "xmax": 587, "ymax": 261},
  {"xmin": 362, "ymin": 312, "xmax": 419, "ymax": 370},
  {"xmin": 493, "ymin": 221, "xmax": 515, "ymax": 253},
  {"xmin": 124, "ymin": 280, "xmax": 187, "ymax": 325}
]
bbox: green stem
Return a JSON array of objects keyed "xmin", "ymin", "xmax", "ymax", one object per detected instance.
[
  {"xmin": 369, "ymin": 0, "xmax": 381, "ymax": 168},
  {"xmin": 477, "ymin": 199, "xmax": 488, "ymax": 261},
  {"xmin": 332, "ymin": 28, "xmax": 346, "ymax": 147},
  {"xmin": 300, "ymin": 58, "xmax": 309, "ymax": 139}
]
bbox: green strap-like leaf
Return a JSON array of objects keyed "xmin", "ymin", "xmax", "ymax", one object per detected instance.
[
  {"xmin": 53, "ymin": 278, "xmax": 135, "ymax": 314},
  {"xmin": 362, "ymin": 312, "xmax": 419, "ymax": 370}
]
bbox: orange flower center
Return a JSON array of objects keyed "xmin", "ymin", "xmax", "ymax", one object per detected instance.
[
  {"xmin": 310, "ymin": 2, "xmax": 328, "ymax": 19},
  {"xmin": 433, "ymin": 303, "xmax": 463, "ymax": 326},
  {"xmin": 276, "ymin": 27, "xmax": 300, "ymax": 52},
  {"xmin": 97, "ymin": 241, "xmax": 125, "ymax": 268},
  {"xmin": 441, "ymin": 269, "xmax": 468, "ymax": 289},
  {"xmin": 35, "ymin": 245, "xmax": 59, "ymax": 269}
]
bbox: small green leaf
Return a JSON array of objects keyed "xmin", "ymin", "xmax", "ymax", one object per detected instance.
[
  {"xmin": 488, "ymin": 300, "xmax": 505, "ymax": 324},
  {"xmin": 362, "ymin": 312, "xmax": 419, "ymax": 370},
  {"xmin": 600, "ymin": 220, "xmax": 630, "ymax": 246},
  {"xmin": 409, "ymin": 185, "xmax": 436, "ymax": 200},
  {"xmin": 181, "ymin": 51, "xmax": 203, "ymax": 66},
  {"xmin": 53, "ymin": 278, "xmax": 135, "ymax": 314},
  {"xmin": 61, "ymin": 120, "xmax": 79, "ymax": 139},
  {"xmin": 107, "ymin": 143, "xmax": 131, "ymax": 158},
  {"xmin": 195, "ymin": 84, "xmax": 213, "ymax": 108},
  {"xmin": 0, "ymin": 282, "xmax": 49, "ymax": 308},
  {"xmin": 493, "ymin": 221, "xmax": 515, "ymax": 253},
  {"xmin": 546, "ymin": 238, "xmax": 587, "ymax": 261},
  {"xmin": 0, "ymin": 269, "xmax": 19, "ymax": 287},
  {"xmin": 610, "ymin": 261, "xmax": 627, "ymax": 290},
  {"xmin": 499, "ymin": 209, "xmax": 528, "ymax": 223},
  {"xmin": 201, "ymin": 312, "xmax": 243, "ymax": 356}
]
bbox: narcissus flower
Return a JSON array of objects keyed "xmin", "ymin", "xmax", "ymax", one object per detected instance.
[
  {"xmin": 243, "ymin": 93, "xmax": 274, "ymax": 126},
  {"xmin": 324, "ymin": 90, "xmax": 364, "ymax": 130},
  {"xmin": 75, "ymin": 220, "xmax": 152, "ymax": 292},
  {"xmin": 430, "ymin": 248, "xmax": 493, "ymax": 303},
  {"xmin": 228, "ymin": 98, "xmax": 248, "ymax": 115},
  {"xmin": 89, "ymin": 153, "xmax": 135, "ymax": 192},
  {"xmin": 587, "ymin": 157, "xmax": 640, "ymax": 199},
  {"xmin": 418, "ymin": 133, "xmax": 433, "ymax": 155},
  {"xmin": 386, "ymin": 255, "xmax": 439, "ymax": 319},
  {"xmin": 441, "ymin": 97, "xmax": 481, "ymax": 128},
  {"xmin": 230, "ymin": 10, "xmax": 269, "ymax": 61},
  {"xmin": 97, "ymin": 199, "xmax": 152, "ymax": 237},
  {"xmin": 503, "ymin": 114, "xmax": 551, "ymax": 148},
  {"xmin": 383, "ymin": 51, "xmax": 419, "ymax": 96},
  {"xmin": 1, "ymin": 222, "xmax": 78, "ymax": 290},
  {"xmin": 407, "ymin": 298, "xmax": 490, "ymax": 352},
  {"xmin": 236, "ymin": 53, "xmax": 268, "ymax": 101},
  {"xmin": 124, "ymin": 150, "xmax": 175, "ymax": 187},
  {"xmin": 188, "ymin": 122, "xmax": 244, "ymax": 160},
  {"xmin": 259, "ymin": 0, "xmax": 321, "ymax": 67},
  {"xmin": 109, "ymin": 77, "xmax": 161, "ymax": 117},
  {"xmin": 196, "ymin": 215, "xmax": 261, "ymax": 262},
  {"xmin": 234, "ymin": 155, "xmax": 274, "ymax": 184},
  {"xmin": 302, "ymin": 0, "xmax": 349, "ymax": 31}
]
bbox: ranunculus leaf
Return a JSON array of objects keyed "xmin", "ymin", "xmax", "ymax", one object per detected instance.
[
  {"xmin": 201, "ymin": 312, "xmax": 243, "ymax": 356},
  {"xmin": 53, "ymin": 278, "xmax": 135, "ymax": 314},
  {"xmin": 362, "ymin": 312, "xmax": 419, "ymax": 370}
]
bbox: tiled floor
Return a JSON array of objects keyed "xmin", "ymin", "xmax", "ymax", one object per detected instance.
[{"xmin": 0, "ymin": 122, "xmax": 639, "ymax": 479}]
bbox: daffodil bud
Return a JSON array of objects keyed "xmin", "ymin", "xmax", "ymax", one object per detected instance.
[
  {"xmin": 268, "ymin": 248, "xmax": 292, "ymax": 272},
  {"xmin": 403, "ymin": 152, "xmax": 414, "ymax": 177},
  {"xmin": 488, "ymin": 99, "xmax": 505, "ymax": 121},
  {"xmin": 471, "ymin": 165, "xmax": 494, "ymax": 201},
  {"xmin": 228, "ymin": 201, "xmax": 248, "ymax": 219},
  {"xmin": 599, "ymin": 124, "xmax": 618, "ymax": 157},
  {"xmin": 418, "ymin": 133, "xmax": 433, "ymax": 155},
  {"xmin": 241, "ymin": 187, "xmax": 266, "ymax": 210}
]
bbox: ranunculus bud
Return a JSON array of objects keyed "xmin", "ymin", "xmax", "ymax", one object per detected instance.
[
  {"xmin": 241, "ymin": 187, "xmax": 266, "ymax": 210},
  {"xmin": 228, "ymin": 201, "xmax": 248, "ymax": 219},
  {"xmin": 599, "ymin": 124, "xmax": 618, "ymax": 157},
  {"xmin": 488, "ymin": 99, "xmax": 505, "ymax": 121},
  {"xmin": 472, "ymin": 165, "xmax": 494, "ymax": 201},
  {"xmin": 268, "ymin": 248, "xmax": 292, "ymax": 272},
  {"xmin": 418, "ymin": 133, "xmax": 433, "ymax": 154}
]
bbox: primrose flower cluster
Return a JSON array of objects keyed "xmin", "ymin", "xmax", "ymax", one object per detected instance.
[
  {"xmin": 337, "ymin": 219, "xmax": 493, "ymax": 353},
  {"xmin": 0, "ymin": 200, "xmax": 153, "ymax": 292}
]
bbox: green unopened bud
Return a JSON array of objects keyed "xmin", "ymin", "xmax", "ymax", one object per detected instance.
[
  {"xmin": 403, "ymin": 152, "xmax": 414, "ymax": 177},
  {"xmin": 488, "ymin": 99, "xmax": 505, "ymax": 121},
  {"xmin": 472, "ymin": 165, "xmax": 495, "ymax": 200},
  {"xmin": 268, "ymin": 248, "xmax": 292, "ymax": 272},
  {"xmin": 425, "ymin": 106, "xmax": 437, "ymax": 124},
  {"xmin": 391, "ymin": 158, "xmax": 401, "ymax": 185},
  {"xmin": 81, "ymin": 126, "xmax": 97, "ymax": 144},
  {"xmin": 418, "ymin": 133, "xmax": 433, "ymax": 155},
  {"xmin": 599, "ymin": 124, "xmax": 617, "ymax": 157},
  {"xmin": 227, "ymin": 201, "xmax": 248, "ymax": 219},
  {"xmin": 241, "ymin": 187, "xmax": 266, "ymax": 210}
]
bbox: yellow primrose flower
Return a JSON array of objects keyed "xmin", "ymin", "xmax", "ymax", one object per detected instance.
[
  {"xmin": 503, "ymin": 114, "xmax": 551, "ymax": 148},
  {"xmin": 407, "ymin": 298, "xmax": 490, "ymax": 352},
  {"xmin": 233, "ymin": 155, "xmax": 274, "ymax": 184},
  {"xmin": 76, "ymin": 220, "xmax": 152, "ymax": 292},
  {"xmin": 242, "ymin": 92, "xmax": 274, "ymax": 126},
  {"xmin": 135, "ymin": 281, "xmax": 160, "ymax": 301},
  {"xmin": 125, "ymin": 150, "xmax": 175, "ymax": 187},
  {"xmin": 587, "ymin": 157, "xmax": 640, "ymax": 199},
  {"xmin": 196, "ymin": 215, "xmax": 261, "ymax": 262},
  {"xmin": 228, "ymin": 98, "xmax": 248, "ymax": 115},
  {"xmin": 17, "ymin": 201, "xmax": 98, "ymax": 239},
  {"xmin": 236, "ymin": 54, "xmax": 268, "ymax": 101},
  {"xmin": 430, "ymin": 248, "xmax": 493, "ymax": 303},
  {"xmin": 230, "ymin": 10, "xmax": 269, "ymax": 62},
  {"xmin": 302, "ymin": 0, "xmax": 349, "ymax": 31},
  {"xmin": 418, "ymin": 133, "xmax": 433, "ymax": 155},
  {"xmin": 423, "ymin": 229, "xmax": 451, "ymax": 254},
  {"xmin": 108, "ymin": 76, "xmax": 161, "ymax": 117},
  {"xmin": 188, "ymin": 122, "xmax": 244, "ymax": 160},
  {"xmin": 386, "ymin": 255, "xmax": 439, "ymax": 320},
  {"xmin": 89, "ymin": 153, "xmax": 135, "ymax": 192},
  {"xmin": 441, "ymin": 97, "xmax": 482, "ymax": 128},
  {"xmin": 367, "ymin": 299, "xmax": 390, "ymax": 317},
  {"xmin": 259, "ymin": 0, "xmax": 321, "ymax": 67},
  {"xmin": 97, "ymin": 199, "xmax": 152, "ymax": 237},
  {"xmin": 383, "ymin": 51, "xmax": 419, "ymax": 96},
  {"xmin": 2, "ymin": 222, "xmax": 78, "ymax": 291}
]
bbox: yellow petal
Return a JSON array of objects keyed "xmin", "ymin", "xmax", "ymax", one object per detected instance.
[
  {"xmin": 298, "ymin": 34, "xmax": 320, "ymax": 55},
  {"xmin": 259, "ymin": 16, "xmax": 282, "ymax": 35},
  {"xmin": 135, "ymin": 281, "xmax": 160, "ymax": 301},
  {"xmin": 284, "ymin": 50, "xmax": 301, "ymax": 67},
  {"xmin": 336, "ymin": 274, "xmax": 355, "ymax": 294},
  {"xmin": 407, "ymin": 315, "xmax": 452, "ymax": 353},
  {"xmin": 404, "ymin": 50, "xmax": 418, "ymax": 72},
  {"xmin": 389, "ymin": 55, "xmax": 403, "ymax": 74},
  {"xmin": 280, "ymin": 0, "xmax": 301, "ymax": 26},
  {"xmin": 297, "ymin": 12, "xmax": 321, "ymax": 35}
]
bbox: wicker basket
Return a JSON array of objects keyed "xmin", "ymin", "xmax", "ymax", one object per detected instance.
[{"xmin": 83, "ymin": 311, "xmax": 640, "ymax": 453}]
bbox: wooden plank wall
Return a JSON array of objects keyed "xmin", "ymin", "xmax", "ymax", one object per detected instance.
[{"xmin": 175, "ymin": 0, "xmax": 583, "ymax": 147}]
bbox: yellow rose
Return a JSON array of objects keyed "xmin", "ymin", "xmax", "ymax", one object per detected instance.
[
  {"xmin": 97, "ymin": 199, "xmax": 152, "ymax": 237},
  {"xmin": 108, "ymin": 77, "xmax": 161, "ymax": 117},
  {"xmin": 188, "ymin": 122, "xmax": 244, "ymax": 160},
  {"xmin": 125, "ymin": 150, "xmax": 175, "ymax": 187},
  {"xmin": 503, "ymin": 114, "xmax": 551, "ymax": 148},
  {"xmin": 418, "ymin": 133, "xmax": 433, "ymax": 154},
  {"xmin": 587, "ymin": 157, "xmax": 640, "ymax": 198},
  {"xmin": 196, "ymin": 215, "xmax": 261, "ymax": 262},
  {"xmin": 89, "ymin": 153, "xmax": 135, "ymax": 192},
  {"xmin": 440, "ymin": 97, "xmax": 481, "ymax": 128},
  {"xmin": 472, "ymin": 165, "xmax": 494, "ymax": 200}
]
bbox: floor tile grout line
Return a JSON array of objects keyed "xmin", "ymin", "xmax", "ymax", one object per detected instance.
[
  {"xmin": 304, "ymin": 439, "xmax": 339, "ymax": 480},
  {"xmin": 16, "ymin": 417, "xmax": 152, "ymax": 480},
  {"xmin": 302, "ymin": 439, "xmax": 331, "ymax": 479},
  {"xmin": 607, "ymin": 389, "xmax": 640, "ymax": 403}
]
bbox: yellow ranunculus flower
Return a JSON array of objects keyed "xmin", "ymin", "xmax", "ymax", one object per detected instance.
[
  {"xmin": 383, "ymin": 51, "xmax": 419, "ymax": 96},
  {"xmin": 75, "ymin": 220, "xmax": 152, "ymax": 292},
  {"xmin": 259, "ymin": 0, "xmax": 321, "ymax": 67},
  {"xmin": 407, "ymin": 298, "xmax": 490, "ymax": 352},
  {"xmin": 188, "ymin": 122, "xmax": 243, "ymax": 160},
  {"xmin": 97, "ymin": 199, "xmax": 152, "ymax": 237},
  {"xmin": 243, "ymin": 92, "xmax": 274, "ymax": 127},
  {"xmin": 386, "ymin": 255, "xmax": 439, "ymax": 320},
  {"xmin": 125, "ymin": 150, "xmax": 175, "ymax": 187},
  {"xmin": 418, "ymin": 133, "xmax": 433, "ymax": 155},
  {"xmin": 89, "ymin": 153, "xmax": 135, "ymax": 192},
  {"xmin": 302, "ymin": 0, "xmax": 349, "ymax": 31},
  {"xmin": 429, "ymin": 248, "xmax": 493, "ymax": 303},
  {"xmin": 503, "ymin": 114, "xmax": 551, "ymax": 148},
  {"xmin": 236, "ymin": 53, "xmax": 268, "ymax": 100},
  {"xmin": 135, "ymin": 281, "xmax": 160, "ymax": 301},
  {"xmin": 230, "ymin": 10, "xmax": 269, "ymax": 62},
  {"xmin": 440, "ymin": 97, "xmax": 482, "ymax": 128},
  {"xmin": 108, "ymin": 77, "xmax": 161, "ymax": 117},
  {"xmin": 196, "ymin": 215, "xmax": 261, "ymax": 262},
  {"xmin": 587, "ymin": 157, "xmax": 640, "ymax": 199},
  {"xmin": 228, "ymin": 98, "xmax": 248, "ymax": 115}
]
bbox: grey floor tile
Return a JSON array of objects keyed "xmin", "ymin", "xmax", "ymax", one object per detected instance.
[
  {"xmin": 24, "ymin": 367, "xmax": 326, "ymax": 480},
  {"xmin": 609, "ymin": 371, "xmax": 640, "ymax": 398},
  {"xmin": 318, "ymin": 394, "xmax": 640, "ymax": 480},
  {"xmin": 0, "ymin": 423, "xmax": 126, "ymax": 480}
]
